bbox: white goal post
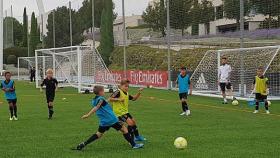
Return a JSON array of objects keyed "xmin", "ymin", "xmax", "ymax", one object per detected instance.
[
  {"xmin": 191, "ymin": 45, "xmax": 280, "ymax": 100},
  {"xmin": 35, "ymin": 46, "xmax": 117, "ymax": 93}
]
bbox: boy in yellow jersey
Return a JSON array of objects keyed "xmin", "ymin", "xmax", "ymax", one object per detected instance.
[
  {"xmin": 252, "ymin": 67, "xmax": 270, "ymax": 114},
  {"xmin": 109, "ymin": 79, "xmax": 146, "ymax": 141}
]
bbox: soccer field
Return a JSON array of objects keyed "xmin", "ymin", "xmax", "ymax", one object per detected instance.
[{"xmin": 0, "ymin": 81, "xmax": 280, "ymax": 158}]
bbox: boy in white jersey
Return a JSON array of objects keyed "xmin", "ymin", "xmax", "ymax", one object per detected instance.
[{"xmin": 218, "ymin": 56, "xmax": 235, "ymax": 104}]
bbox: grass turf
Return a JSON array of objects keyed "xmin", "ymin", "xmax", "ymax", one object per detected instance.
[{"xmin": 0, "ymin": 81, "xmax": 280, "ymax": 158}]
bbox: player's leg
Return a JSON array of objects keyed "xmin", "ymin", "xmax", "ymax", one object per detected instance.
[
  {"xmin": 129, "ymin": 117, "xmax": 146, "ymax": 141},
  {"xmin": 253, "ymin": 93, "xmax": 261, "ymax": 113},
  {"xmin": 226, "ymin": 83, "xmax": 235, "ymax": 101},
  {"xmin": 181, "ymin": 93, "xmax": 190, "ymax": 115},
  {"xmin": 263, "ymin": 95, "xmax": 270, "ymax": 114},
  {"xmin": 76, "ymin": 127, "xmax": 106, "ymax": 150},
  {"xmin": 111, "ymin": 122, "xmax": 143, "ymax": 149},
  {"xmin": 47, "ymin": 94, "xmax": 55, "ymax": 119},
  {"xmin": 12, "ymin": 99, "xmax": 18, "ymax": 120},
  {"xmin": 8, "ymin": 100, "xmax": 14, "ymax": 120},
  {"xmin": 220, "ymin": 83, "xmax": 227, "ymax": 104}
]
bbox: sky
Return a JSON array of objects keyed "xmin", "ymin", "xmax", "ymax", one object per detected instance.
[{"xmin": 3, "ymin": 0, "xmax": 151, "ymax": 21}]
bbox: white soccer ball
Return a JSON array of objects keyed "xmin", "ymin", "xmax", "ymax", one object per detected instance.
[
  {"xmin": 62, "ymin": 98, "xmax": 67, "ymax": 101},
  {"xmin": 174, "ymin": 137, "xmax": 187, "ymax": 149},
  {"xmin": 232, "ymin": 100, "xmax": 239, "ymax": 106},
  {"xmin": 267, "ymin": 101, "xmax": 271, "ymax": 106}
]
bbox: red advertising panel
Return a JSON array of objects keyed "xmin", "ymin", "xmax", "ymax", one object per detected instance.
[{"xmin": 95, "ymin": 70, "xmax": 168, "ymax": 88}]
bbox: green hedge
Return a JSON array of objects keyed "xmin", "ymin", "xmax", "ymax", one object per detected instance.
[
  {"xmin": 110, "ymin": 45, "xmax": 209, "ymax": 71},
  {"xmin": 3, "ymin": 47, "xmax": 28, "ymax": 64}
]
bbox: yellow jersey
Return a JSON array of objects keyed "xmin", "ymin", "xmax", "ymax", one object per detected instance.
[
  {"xmin": 254, "ymin": 76, "xmax": 268, "ymax": 95},
  {"xmin": 112, "ymin": 89, "xmax": 129, "ymax": 117}
]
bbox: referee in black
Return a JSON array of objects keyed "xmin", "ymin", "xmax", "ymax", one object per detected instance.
[{"xmin": 40, "ymin": 69, "xmax": 58, "ymax": 119}]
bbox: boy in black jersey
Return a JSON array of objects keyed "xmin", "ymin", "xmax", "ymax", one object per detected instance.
[{"xmin": 40, "ymin": 69, "xmax": 58, "ymax": 119}]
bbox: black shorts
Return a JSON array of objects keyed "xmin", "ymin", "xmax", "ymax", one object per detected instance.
[
  {"xmin": 255, "ymin": 93, "xmax": 267, "ymax": 101},
  {"xmin": 118, "ymin": 113, "xmax": 133, "ymax": 123},
  {"xmin": 98, "ymin": 122, "xmax": 122, "ymax": 133},
  {"xmin": 219, "ymin": 82, "xmax": 232, "ymax": 92},
  {"xmin": 46, "ymin": 93, "xmax": 55, "ymax": 103},
  {"xmin": 179, "ymin": 93, "xmax": 188, "ymax": 100},
  {"xmin": 7, "ymin": 99, "xmax": 17, "ymax": 104}
]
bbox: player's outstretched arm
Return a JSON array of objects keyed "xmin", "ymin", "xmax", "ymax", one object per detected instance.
[
  {"xmin": 189, "ymin": 83, "xmax": 193, "ymax": 95},
  {"xmin": 82, "ymin": 100, "xmax": 102, "ymax": 119},
  {"xmin": 108, "ymin": 90, "xmax": 124, "ymax": 102},
  {"xmin": 131, "ymin": 88, "xmax": 143, "ymax": 101}
]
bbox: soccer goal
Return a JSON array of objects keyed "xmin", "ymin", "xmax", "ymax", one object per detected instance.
[
  {"xmin": 35, "ymin": 46, "xmax": 116, "ymax": 93},
  {"xmin": 17, "ymin": 57, "xmax": 35, "ymax": 81},
  {"xmin": 191, "ymin": 45, "xmax": 280, "ymax": 100}
]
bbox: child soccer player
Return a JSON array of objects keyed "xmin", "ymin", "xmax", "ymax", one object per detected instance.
[
  {"xmin": 218, "ymin": 56, "xmax": 235, "ymax": 104},
  {"xmin": 1, "ymin": 72, "xmax": 18, "ymax": 121},
  {"xmin": 252, "ymin": 67, "xmax": 270, "ymax": 114},
  {"xmin": 176, "ymin": 66, "xmax": 192, "ymax": 116},
  {"xmin": 40, "ymin": 69, "xmax": 58, "ymax": 119},
  {"xmin": 75, "ymin": 86, "xmax": 144, "ymax": 150},
  {"xmin": 109, "ymin": 80, "xmax": 146, "ymax": 141}
]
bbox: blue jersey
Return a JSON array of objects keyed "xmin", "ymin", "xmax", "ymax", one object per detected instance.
[
  {"xmin": 1, "ymin": 80, "xmax": 17, "ymax": 100},
  {"xmin": 177, "ymin": 74, "xmax": 190, "ymax": 94},
  {"xmin": 92, "ymin": 96, "xmax": 118, "ymax": 126}
]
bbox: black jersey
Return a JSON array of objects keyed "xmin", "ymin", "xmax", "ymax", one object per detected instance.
[{"xmin": 41, "ymin": 78, "xmax": 58, "ymax": 94}]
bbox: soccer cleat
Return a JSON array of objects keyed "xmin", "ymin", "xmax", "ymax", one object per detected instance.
[
  {"xmin": 186, "ymin": 110, "xmax": 191, "ymax": 116},
  {"xmin": 76, "ymin": 143, "xmax": 85, "ymax": 151},
  {"xmin": 266, "ymin": 110, "xmax": 270, "ymax": 114},
  {"xmin": 9, "ymin": 117, "xmax": 13, "ymax": 121},
  {"xmin": 253, "ymin": 110, "xmax": 258, "ymax": 114},
  {"xmin": 135, "ymin": 136, "xmax": 146, "ymax": 141},
  {"xmin": 222, "ymin": 101, "xmax": 228, "ymax": 104},
  {"xmin": 180, "ymin": 112, "xmax": 186, "ymax": 116},
  {"xmin": 13, "ymin": 116, "xmax": 18, "ymax": 121},
  {"xmin": 132, "ymin": 143, "xmax": 144, "ymax": 149}
]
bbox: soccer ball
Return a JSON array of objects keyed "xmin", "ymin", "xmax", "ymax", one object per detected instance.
[
  {"xmin": 267, "ymin": 101, "xmax": 271, "ymax": 106},
  {"xmin": 174, "ymin": 137, "xmax": 187, "ymax": 149},
  {"xmin": 62, "ymin": 98, "xmax": 67, "ymax": 101},
  {"xmin": 232, "ymin": 100, "xmax": 239, "ymax": 106}
]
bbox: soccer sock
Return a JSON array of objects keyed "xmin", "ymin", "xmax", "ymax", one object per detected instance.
[
  {"xmin": 265, "ymin": 101, "xmax": 269, "ymax": 111},
  {"xmin": 9, "ymin": 106, "xmax": 13, "ymax": 118},
  {"xmin": 182, "ymin": 101, "xmax": 188, "ymax": 111},
  {"xmin": 13, "ymin": 105, "xmax": 17, "ymax": 117},
  {"xmin": 128, "ymin": 125, "xmax": 135, "ymax": 139},
  {"xmin": 48, "ymin": 106, "xmax": 54, "ymax": 117},
  {"xmin": 133, "ymin": 125, "xmax": 140, "ymax": 137},
  {"xmin": 255, "ymin": 102, "xmax": 259, "ymax": 110},
  {"xmin": 123, "ymin": 133, "xmax": 136, "ymax": 147},
  {"xmin": 84, "ymin": 134, "xmax": 99, "ymax": 145}
]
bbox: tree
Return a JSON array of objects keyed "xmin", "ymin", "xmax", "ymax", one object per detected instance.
[
  {"xmin": 99, "ymin": 0, "xmax": 114, "ymax": 65},
  {"xmin": 190, "ymin": 0, "xmax": 200, "ymax": 35},
  {"xmin": 223, "ymin": 0, "xmax": 250, "ymax": 30},
  {"xmin": 22, "ymin": 7, "xmax": 28, "ymax": 47},
  {"xmin": 30, "ymin": 12, "xmax": 39, "ymax": 56},
  {"xmin": 170, "ymin": 0, "xmax": 192, "ymax": 36},
  {"xmin": 78, "ymin": 0, "xmax": 117, "ymax": 31},
  {"xmin": 142, "ymin": 0, "xmax": 166, "ymax": 37},
  {"xmin": 45, "ymin": 6, "xmax": 84, "ymax": 48},
  {"xmin": 250, "ymin": 0, "xmax": 280, "ymax": 28},
  {"xmin": 199, "ymin": 0, "xmax": 215, "ymax": 35}
]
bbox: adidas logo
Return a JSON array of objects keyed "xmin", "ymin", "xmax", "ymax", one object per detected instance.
[{"xmin": 195, "ymin": 73, "xmax": 209, "ymax": 89}]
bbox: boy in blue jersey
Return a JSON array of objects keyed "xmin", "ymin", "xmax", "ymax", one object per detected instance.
[
  {"xmin": 176, "ymin": 67, "xmax": 192, "ymax": 116},
  {"xmin": 75, "ymin": 86, "xmax": 144, "ymax": 150},
  {"xmin": 0, "ymin": 72, "xmax": 18, "ymax": 121}
]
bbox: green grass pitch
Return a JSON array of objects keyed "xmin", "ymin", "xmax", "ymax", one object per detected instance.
[{"xmin": 0, "ymin": 81, "xmax": 280, "ymax": 158}]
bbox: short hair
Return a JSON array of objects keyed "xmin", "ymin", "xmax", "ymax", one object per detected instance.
[
  {"xmin": 120, "ymin": 79, "xmax": 130, "ymax": 86},
  {"xmin": 257, "ymin": 66, "xmax": 264, "ymax": 71},
  {"xmin": 222, "ymin": 56, "xmax": 227, "ymax": 60},
  {"xmin": 180, "ymin": 66, "xmax": 187, "ymax": 70},
  {"xmin": 46, "ymin": 69, "xmax": 53, "ymax": 74},
  {"xmin": 93, "ymin": 86, "xmax": 104, "ymax": 95},
  {"xmin": 4, "ymin": 71, "xmax": 11, "ymax": 76}
]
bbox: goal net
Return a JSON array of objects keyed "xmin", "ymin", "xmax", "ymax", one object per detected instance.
[
  {"xmin": 191, "ymin": 46, "xmax": 280, "ymax": 100},
  {"xmin": 35, "ymin": 46, "xmax": 116, "ymax": 93},
  {"xmin": 17, "ymin": 57, "xmax": 35, "ymax": 81}
]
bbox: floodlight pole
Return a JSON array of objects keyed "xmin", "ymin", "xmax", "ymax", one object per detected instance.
[
  {"xmin": 0, "ymin": 0, "xmax": 3, "ymax": 72},
  {"xmin": 122, "ymin": 0, "xmax": 127, "ymax": 78},
  {"xmin": 11, "ymin": 5, "xmax": 14, "ymax": 47},
  {"xmin": 69, "ymin": 1, "xmax": 73, "ymax": 47},
  {"xmin": 167, "ymin": 0, "xmax": 171, "ymax": 90},
  {"xmin": 240, "ymin": 0, "xmax": 245, "ymax": 96}
]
